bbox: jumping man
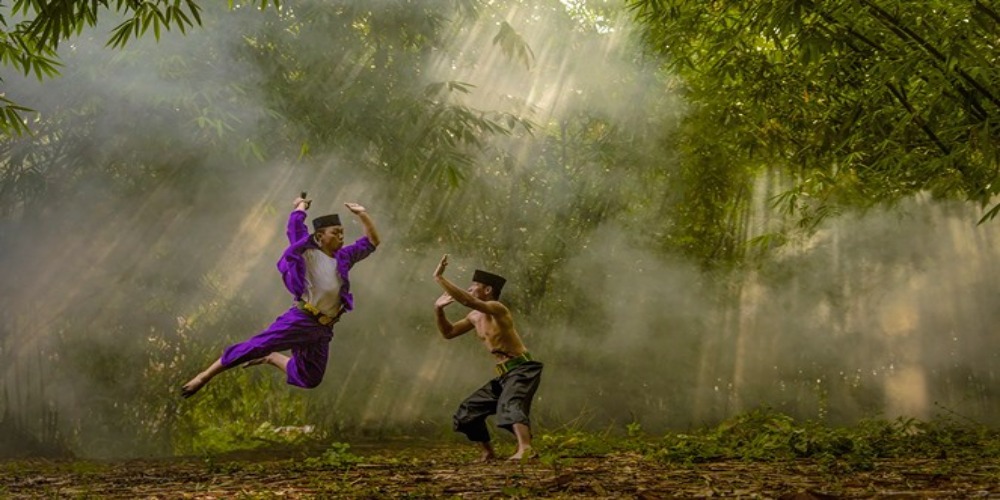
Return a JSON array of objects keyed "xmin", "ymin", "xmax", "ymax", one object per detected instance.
[
  {"xmin": 433, "ymin": 254, "xmax": 543, "ymax": 461},
  {"xmin": 181, "ymin": 193, "xmax": 380, "ymax": 397}
]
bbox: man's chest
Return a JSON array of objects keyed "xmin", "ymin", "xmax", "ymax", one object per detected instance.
[
  {"xmin": 469, "ymin": 313, "xmax": 502, "ymax": 340},
  {"xmin": 304, "ymin": 250, "xmax": 343, "ymax": 285}
]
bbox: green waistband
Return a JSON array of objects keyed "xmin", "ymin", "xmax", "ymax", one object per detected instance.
[{"xmin": 496, "ymin": 352, "xmax": 532, "ymax": 375}]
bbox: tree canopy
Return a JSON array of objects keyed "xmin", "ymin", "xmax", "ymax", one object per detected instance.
[
  {"xmin": 0, "ymin": 0, "xmax": 277, "ymax": 134},
  {"xmin": 627, "ymin": 0, "xmax": 1000, "ymax": 224}
]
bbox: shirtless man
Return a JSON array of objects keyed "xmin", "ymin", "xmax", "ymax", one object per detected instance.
[{"xmin": 433, "ymin": 254, "xmax": 543, "ymax": 461}]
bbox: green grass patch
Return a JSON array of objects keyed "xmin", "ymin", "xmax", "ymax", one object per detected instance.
[{"xmin": 645, "ymin": 408, "xmax": 1000, "ymax": 471}]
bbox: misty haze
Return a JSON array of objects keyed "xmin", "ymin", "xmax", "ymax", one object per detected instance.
[{"xmin": 1, "ymin": 1, "xmax": 998, "ymax": 497}]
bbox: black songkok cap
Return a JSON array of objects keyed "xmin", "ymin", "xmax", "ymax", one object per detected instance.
[
  {"xmin": 473, "ymin": 269, "xmax": 506, "ymax": 297},
  {"xmin": 312, "ymin": 214, "xmax": 342, "ymax": 231}
]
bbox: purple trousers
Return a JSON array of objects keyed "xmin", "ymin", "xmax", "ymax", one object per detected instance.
[{"xmin": 220, "ymin": 306, "xmax": 334, "ymax": 388}]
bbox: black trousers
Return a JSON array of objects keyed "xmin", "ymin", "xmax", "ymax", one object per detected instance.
[{"xmin": 453, "ymin": 361, "xmax": 543, "ymax": 442}]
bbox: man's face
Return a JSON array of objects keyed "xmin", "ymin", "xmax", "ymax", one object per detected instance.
[
  {"xmin": 468, "ymin": 281, "xmax": 492, "ymax": 300},
  {"xmin": 316, "ymin": 225, "xmax": 345, "ymax": 253}
]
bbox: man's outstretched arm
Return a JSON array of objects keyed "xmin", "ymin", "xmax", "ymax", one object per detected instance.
[
  {"xmin": 433, "ymin": 254, "xmax": 506, "ymax": 316},
  {"xmin": 434, "ymin": 293, "xmax": 474, "ymax": 339},
  {"xmin": 345, "ymin": 202, "xmax": 381, "ymax": 247},
  {"xmin": 286, "ymin": 194, "xmax": 311, "ymax": 243}
]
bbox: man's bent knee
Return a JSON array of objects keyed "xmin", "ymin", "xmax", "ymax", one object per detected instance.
[
  {"xmin": 454, "ymin": 415, "xmax": 491, "ymax": 442},
  {"xmin": 287, "ymin": 373, "xmax": 324, "ymax": 389},
  {"xmin": 495, "ymin": 401, "xmax": 531, "ymax": 430}
]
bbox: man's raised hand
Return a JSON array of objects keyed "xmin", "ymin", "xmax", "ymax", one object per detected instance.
[
  {"xmin": 344, "ymin": 202, "xmax": 366, "ymax": 214},
  {"xmin": 294, "ymin": 193, "xmax": 311, "ymax": 210},
  {"xmin": 435, "ymin": 293, "xmax": 455, "ymax": 308},
  {"xmin": 434, "ymin": 254, "xmax": 449, "ymax": 278}
]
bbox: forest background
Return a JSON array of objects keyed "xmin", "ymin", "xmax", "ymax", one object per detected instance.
[{"xmin": 1, "ymin": 0, "xmax": 998, "ymax": 459}]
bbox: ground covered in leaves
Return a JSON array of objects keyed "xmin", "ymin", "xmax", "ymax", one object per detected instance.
[
  {"xmin": 3, "ymin": 411, "xmax": 999, "ymax": 498},
  {"xmin": 2, "ymin": 445, "xmax": 999, "ymax": 498}
]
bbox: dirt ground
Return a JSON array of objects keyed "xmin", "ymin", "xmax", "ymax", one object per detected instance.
[{"xmin": 2, "ymin": 443, "xmax": 999, "ymax": 498}]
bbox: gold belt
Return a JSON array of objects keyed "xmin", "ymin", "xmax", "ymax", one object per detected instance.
[
  {"xmin": 295, "ymin": 301, "xmax": 340, "ymax": 326},
  {"xmin": 496, "ymin": 352, "xmax": 533, "ymax": 376}
]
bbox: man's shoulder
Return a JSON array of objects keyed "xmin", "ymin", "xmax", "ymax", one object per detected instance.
[
  {"xmin": 337, "ymin": 236, "xmax": 375, "ymax": 254},
  {"xmin": 478, "ymin": 300, "xmax": 512, "ymax": 317},
  {"xmin": 488, "ymin": 299, "xmax": 510, "ymax": 308}
]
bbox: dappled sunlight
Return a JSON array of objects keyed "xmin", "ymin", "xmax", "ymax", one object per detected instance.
[
  {"xmin": 195, "ymin": 167, "xmax": 297, "ymax": 310},
  {"xmin": 3, "ymin": 0, "xmax": 1000, "ymax": 462},
  {"xmin": 885, "ymin": 366, "xmax": 929, "ymax": 420},
  {"xmin": 879, "ymin": 288, "xmax": 920, "ymax": 338},
  {"xmin": 5, "ymin": 178, "xmax": 198, "ymax": 351},
  {"xmin": 878, "ymin": 283, "xmax": 927, "ymax": 418}
]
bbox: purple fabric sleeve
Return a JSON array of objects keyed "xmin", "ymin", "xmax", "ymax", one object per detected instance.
[
  {"xmin": 334, "ymin": 236, "xmax": 377, "ymax": 312},
  {"xmin": 286, "ymin": 209, "xmax": 309, "ymax": 243},
  {"xmin": 277, "ymin": 210, "xmax": 312, "ymax": 299}
]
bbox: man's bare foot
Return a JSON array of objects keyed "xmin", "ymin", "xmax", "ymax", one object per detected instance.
[
  {"xmin": 180, "ymin": 375, "xmax": 208, "ymax": 398},
  {"xmin": 507, "ymin": 446, "xmax": 537, "ymax": 461},
  {"xmin": 477, "ymin": 450, "xmax": 497, "ymax": 463}
]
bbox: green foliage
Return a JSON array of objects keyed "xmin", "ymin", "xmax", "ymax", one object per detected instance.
[
  {"xmin": 627, "ymin": 0, "xmax": 1000, "ymax": 225},
  {"xmin": 301, "ymin": 442, "xmax": 362, "ymax": 469},
  {"xmin": 172, "ymin": 365, "xmax": 321, "ymax": 456},
  {"xmin": 0, "ymin": 0, "xmax": 278, "ymax": 135},
  {"xmin": 188, "ymin": 420, "xmax": 324, "ymax": 457},
  {"xmin": 650, "ymin": 408, "xmax": 1000, "ymax": 472},
  {"xmin": 528, "ymin": 409, "xmax": 1000, "ymax": 476},
  {"xmin": 242, "ymin": 0, "xmax": 536, "ymax": 184},
  {"xmin": 538, "ymin": 430, "xmax": 616, "ymax": 458},
  {"xmin": 493, "ymin": 20, "xmax": 535, "ymax": 69}
]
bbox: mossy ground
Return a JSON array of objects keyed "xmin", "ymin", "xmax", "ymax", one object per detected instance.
[
  {"xmin": 2, "ymin": 442, "xmax": 998, "ymax": 498},
  {"xmin": 3, "ymin": 411, "xmax": 999, "ymax": 498}
]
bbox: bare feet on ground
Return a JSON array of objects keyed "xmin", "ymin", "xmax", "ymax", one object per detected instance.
[{"xmin": 507, "ymin": 446, "xmax": 537, "ymax": 461}]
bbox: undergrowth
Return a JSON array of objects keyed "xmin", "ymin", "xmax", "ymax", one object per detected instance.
[
  {"xmin": 173, "ymin": 407, "xmax": 1000, "ymax": 475},
  {"xmin": 535, "ymin": 408, "xmax": 1000, "ymax": 473}
]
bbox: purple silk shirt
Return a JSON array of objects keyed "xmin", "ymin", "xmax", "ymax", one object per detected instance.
[{"xmin": 219, "ymin": 209, "xmax": 376, "ymax": 388}]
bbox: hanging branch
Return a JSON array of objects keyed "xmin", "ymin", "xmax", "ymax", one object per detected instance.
[
  {"xmin": 859, "ymin": 0, "xmax": 1000, "ymax": 112},
  {"xmin": 884, "ymin": 83, "xmax": 951, "ymax": 156},
  {"xmin": 805, "ymin": 1, "xmax": 990, "ymax": 122},
  {"xmin": 974, "ymin": 0, "xmax": 1000, "ymax": 26}
]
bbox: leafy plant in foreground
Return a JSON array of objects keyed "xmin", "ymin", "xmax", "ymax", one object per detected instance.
[
  {"xmin": 302, "ymin": 442, "xmax": 362, "ymax": 469},
  {"xmin": 650, "ymin": 408, "xmax": 1000, "ymax": 472}
]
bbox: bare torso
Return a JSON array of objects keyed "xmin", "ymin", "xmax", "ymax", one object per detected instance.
[{"xmin": 467, "ymin": 308, "xmax": 527, "ymax": 363}]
